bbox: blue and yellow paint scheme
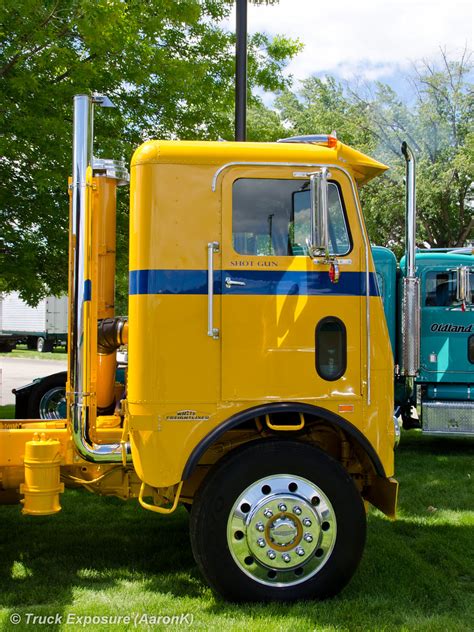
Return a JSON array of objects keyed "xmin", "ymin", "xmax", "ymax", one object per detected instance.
[
  {"xmin": 127, "ymin": 139, "xmax": 397, "ymax": 515},
  {"xmin": 1, "ymin": 137, "xmax": 398, "ymax": 519}
]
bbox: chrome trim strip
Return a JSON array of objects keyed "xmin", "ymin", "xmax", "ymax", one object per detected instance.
[
  {"xmin": 211, "ymin": 160, "xmax": 372, "ymax": 404},
  {"xmin": 213, "ymin": 161, "xmax": 336, "ymax": 192}
]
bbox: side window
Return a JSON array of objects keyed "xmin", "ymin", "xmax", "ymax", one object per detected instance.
[
  {"xmin": 315, "ymin": 317, "xmax": 347, "ymax": 381},
  {"xmin": 425, "ymin": 272, "xmax": 457, "ymax": 307},
  {"xmin": 425, "ymin": 270, "xmax": 474, "ymax": 307},
  {"xmin": 232, "ymin": 178, "xmax": 351, "ymax": 256}
]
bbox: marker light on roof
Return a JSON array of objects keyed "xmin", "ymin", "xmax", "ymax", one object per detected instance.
[{"xmin": 277, "ymin": 134, "xmax": 338, "ymax": 148}]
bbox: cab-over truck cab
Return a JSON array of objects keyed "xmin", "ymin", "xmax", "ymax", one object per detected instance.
[{"xmin": 0, "ymin": 96, "xmax": 398, "ymax": 602}]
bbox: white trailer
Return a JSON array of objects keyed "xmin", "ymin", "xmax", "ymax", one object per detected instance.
[{"xmin": 0, "ymin": 292, "xmax": 68, "ymax": 352}]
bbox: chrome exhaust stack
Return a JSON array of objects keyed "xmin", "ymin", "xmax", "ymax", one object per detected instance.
[
  {"xmin": 69, "ymin": 94, "xmax": 131, "ymax": 463},
  {"xmin": 400, "ymin": 142, "xmax": 420, "ymax": 377}
]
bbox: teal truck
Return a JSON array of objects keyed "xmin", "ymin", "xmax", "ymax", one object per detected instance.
[
  {"xmin": 373, "ymin": 143, "xmax": 473, "ymax": 437},
  {"xmin": 374, "ymin": 246, "xmax": 473, "ymax": 435}
]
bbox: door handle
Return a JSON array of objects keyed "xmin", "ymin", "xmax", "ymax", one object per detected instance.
[
  {"xmin": 207, "ymin": 242, "xmax": 219, "ymax": 339},
  {"xmin": 225, "ymin": 276, "xmax": 246, "ymax": 288}
]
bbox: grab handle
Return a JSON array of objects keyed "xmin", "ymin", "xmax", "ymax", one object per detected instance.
[{"xmin": 207, "ymin": 241, "xmax": 220, "ymax": 339}]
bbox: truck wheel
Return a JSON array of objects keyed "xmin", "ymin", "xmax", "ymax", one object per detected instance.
[
  {"xmin": 190, "ymin": 439, "xmax": 366, "ymax": 602},
  {"xmin": 27, "ymin": 337, "xmax": 37, "ymax": 350},
  {"xmin": 26, "ymin": 372, "xmax": 67, "ymax": 420},
  {"xmin": 36, "ymin": 337, "xmax": 54, "ymax": 352}
]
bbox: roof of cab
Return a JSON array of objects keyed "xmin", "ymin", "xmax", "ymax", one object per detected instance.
[{"xmin": 131, "ymin": 139, "xmax": 388, "ymax": 186}]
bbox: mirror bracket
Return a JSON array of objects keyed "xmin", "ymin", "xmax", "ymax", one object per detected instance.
[{"xmin": 455, "ymin": 265, "xmax": 472, "ymax": 307}]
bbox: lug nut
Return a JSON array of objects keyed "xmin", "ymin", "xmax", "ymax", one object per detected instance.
[
  {"xmin": 267, "ymin": 550, "xmax": 276, "ymax": 560},
  {"xmin": 303, "ymin": 533, "xmax": 313, "ymax": 543},
  {"xmin": 263, "ymin": 508, "xmax": 273, "ymax": 518},
  {"xmin": 292, "ymin": 506, "xmax": 302, "ymax": 515},
  {"xmin": 278, "ymin": 503, "xmax": 287, "ymax": 512},
  {"xmin": 255, "ymin": 522, "xmax": 265, "ymax": 532},
  {"xmin": 257, "ymin": 538, "xmax": 266, "ymax": 548},
  {"xmin": 282, "ymin": 553, "xmax": 291, "ymax": 563},
  {"xmin": 295, "ymin": 547, "xmax": 305, "ymax": 557},
  {"xmin": 302, "ymin": 518, "xmax": 312, "ymax": 527}
]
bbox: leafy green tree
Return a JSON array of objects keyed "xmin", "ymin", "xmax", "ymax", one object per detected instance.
[
  {"xmin": 354, "ymin": 51, "xmax": 473, "ymax": 250},
  {"xmin": 0, "ymin": 0, "xmax": 300, "ymax": 305},
  {"xmin": 274, "ymin": 52, "xmax": 473, "ymax": 253}
]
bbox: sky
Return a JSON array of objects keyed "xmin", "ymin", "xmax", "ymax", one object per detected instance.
[{"xmin": 224, "ymin": 0, "xmax": 473, "ymax": 101}]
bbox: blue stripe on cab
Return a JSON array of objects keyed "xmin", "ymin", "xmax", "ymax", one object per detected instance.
[
  {"xmin": 129, "ymin": 269, "xmax": 380, "ymax": 297},
  {"xmin": 129, "ymin": 269, "xmax": 211, "ymax": 295}
]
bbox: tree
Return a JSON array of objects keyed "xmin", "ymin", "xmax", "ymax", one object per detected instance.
[
  {"xmin": 0, "ymin": 0, "xmax": 300, "ymax": 305},
  {"xmin": 353, "ymin": 50, "xmax": 473, "ymax": 250},
  {"xmin": 273, "ymin": 52, "xmax": 473, "ymax": 253}
]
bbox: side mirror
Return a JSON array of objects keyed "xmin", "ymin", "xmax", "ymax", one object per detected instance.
[
  {"xmin": 307, "ymin": 168, "xmax": 330, "ymax": 258},
  {"xmin": 456, "ymin": 266, "xmax": 472, "ymax": 304}
]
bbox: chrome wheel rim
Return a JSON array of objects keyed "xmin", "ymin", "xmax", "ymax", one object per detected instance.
[
  {"xmin": 227, "ymin": 474, "xmax": 337, "ymax": 587},
  {"xmin": 39, "ymin": 387, "xmax": 67, "ymax": 420}
]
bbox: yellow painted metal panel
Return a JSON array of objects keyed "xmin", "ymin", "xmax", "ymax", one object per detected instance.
[
  {"xmin": 220, "ymin": 166, "xmax": 363, "ymax": 402},
  {"xmin": 131, "ymin": 140, "xmax": 388, "ymax": 185},
  {"xmin": 128, "ymin": 147, "xmax": 395, "ymax": 490}
]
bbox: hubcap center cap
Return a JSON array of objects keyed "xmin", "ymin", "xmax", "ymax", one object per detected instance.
[{"xmin": 268, "ymin": 515, "xmax": 298, "ymax": 546}]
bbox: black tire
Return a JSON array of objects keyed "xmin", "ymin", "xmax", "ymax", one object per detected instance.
[
  {"xmin": 400, "ymin": 405, "xmax": 421, "ymax": 430},
  {"xmin": 36, "ymin": 337, "xmax": 54, "ymax": 352},
  {"xmin": 26, "ymin": 371, "xmax": 67, "ymax": 419},
  {"xmin": 190, "ymin": 439, "xmax": 366, "ymax": 602},
  {"xmin": 27, "ymin": 337, "xmax": 37, "ymax": 350},
  {"xmin": 43, "ymin": 339, "xmax": 54, "ymax": 352}
]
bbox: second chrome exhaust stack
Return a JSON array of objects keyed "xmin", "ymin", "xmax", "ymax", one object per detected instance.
[{"xmin": 400, "ymin": 142, "xmax": 420, "ymax": 377}]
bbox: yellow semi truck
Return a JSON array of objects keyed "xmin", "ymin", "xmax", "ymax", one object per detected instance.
[{"xmin": 0, "ymin": 94, "xmax": 398, "ymax": 601}]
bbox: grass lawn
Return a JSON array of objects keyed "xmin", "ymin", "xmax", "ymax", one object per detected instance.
[
  {"xmin": 0, "ymin": 403, "xmax": 472, "ymax": 631},
  {"xmin": 0, "ymin": 345, "xmax": 67, "ymax": 361}
]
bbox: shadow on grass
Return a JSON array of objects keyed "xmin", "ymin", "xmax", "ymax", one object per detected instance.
[
  {"xmin": 399, "ymin": 429, "xmax": 474, "ymax": 454},
  {"xmin": 0, "ymin": 493, "xmax": 199, "ymax": 629},
  {"xmin": 0, "ymin": 433, "xmax": 472, "ymax": 630},
  {"xmin": 203, "ymin": 513, "xmax": 473, "ymax": 629}
]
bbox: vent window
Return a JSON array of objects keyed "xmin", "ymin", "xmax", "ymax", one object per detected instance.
[{"xmin": 315, "ymin": 317, "xmax": 347, "ymax": 381}]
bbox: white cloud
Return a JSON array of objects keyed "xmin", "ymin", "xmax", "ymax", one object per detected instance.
[{"xmin": 224, "ymin": 0, "xmax": 473, "ymax": 83}]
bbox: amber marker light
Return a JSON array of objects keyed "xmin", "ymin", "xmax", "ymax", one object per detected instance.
[{"xmin": 338, "ymin": 405, "xmax": 354, "ymax": 413}]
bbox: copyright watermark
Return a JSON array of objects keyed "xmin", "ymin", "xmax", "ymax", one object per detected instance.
[{"xmin": 10, "ymin": 612, "xmax": 194, "ymax": 627}]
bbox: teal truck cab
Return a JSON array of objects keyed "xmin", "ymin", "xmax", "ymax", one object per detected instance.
[{"xmin": 373, "ymin": 144, "xmax": 473, "ymax": 436}]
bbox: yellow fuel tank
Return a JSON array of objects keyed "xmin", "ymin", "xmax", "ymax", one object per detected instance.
[{"xmin": 20, "ymin": 433, "xmax": 64, "ymax": 515}]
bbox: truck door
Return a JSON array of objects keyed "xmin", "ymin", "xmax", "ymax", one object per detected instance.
[
  {"xmin": 220, "ymin": 167, "xmax": 363, "ymax": 404},
  {"xmin": 420, "ymin": 266, "xmax": 474, "ymax": 382}
]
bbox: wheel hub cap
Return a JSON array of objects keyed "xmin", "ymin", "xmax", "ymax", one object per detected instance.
[
  {"xmin": 267, "ymin": 514, "xmax": 299, "ymax": 548},
  {"xmin": 227, "ymin": 474, "xmax": 337, "ymax": 587}
]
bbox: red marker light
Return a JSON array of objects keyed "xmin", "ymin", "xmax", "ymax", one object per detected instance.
[
  {"xmin": 327, "ymin": 135, "xmax": 337, "ymax": 148},
  {"xmin": 329, "ymin": 262, "xmax": 340, "ymax": 283}
]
